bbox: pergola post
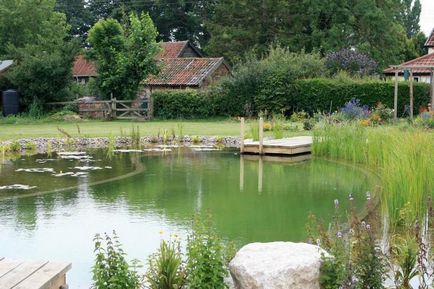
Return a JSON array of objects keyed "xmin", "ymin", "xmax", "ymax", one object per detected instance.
[
  {"xmin": 409, "ymin": 69, "xmax": 414, "ymax": 119},
  {"xmin": 394, "ymin": 69, "xmax": 399, "ymax": 121},
  {"xmin": 431, "ymin": 70, "xmax": 434, "ymax": 112}
]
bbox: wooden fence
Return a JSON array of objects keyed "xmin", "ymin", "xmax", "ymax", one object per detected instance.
[{"xmin": 47, "ymin": 98, "xmax": 152, "ymax": 120}]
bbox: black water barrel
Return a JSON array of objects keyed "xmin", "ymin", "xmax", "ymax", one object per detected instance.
[{"xmin": 2, "ymin": 89, "xmax": 20, "ymax": 116}]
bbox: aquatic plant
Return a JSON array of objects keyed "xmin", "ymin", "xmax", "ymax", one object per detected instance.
[
  {"xmin": 177, "ymin": 123, "xmax": 184, "ymax": 141},
  {"xmin": 92, "ymin": 231, "xmax": 142, "ymax": 289},
  {"xmin": 272, "ymin": 114, "xmax": 284, "ymax": 139},
  {"xmin": 248, "ymin": 121, "xmax": 259, "ymax": 141},
  {"xmin": 130, "ymin": 125, "xmax": 141, "ymax": 149},
  {"xmin": 191, "ymin": 135, "xmax": 200, "ymax": 144},
  {"xmin": 313, "ymin": 124, "xmax": 433, "ymax": 225},
  {"xmin": 146, "ymin": 239, "xmax": 186, "ymax": 289}
]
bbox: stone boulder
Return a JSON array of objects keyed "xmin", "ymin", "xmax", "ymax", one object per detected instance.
[{"xmin": 229, "ymin": 242, "xmax": 326, "ymax": 289}]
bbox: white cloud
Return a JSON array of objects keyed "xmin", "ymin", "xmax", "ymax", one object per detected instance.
[{"xmin": 420, "ymin": 0, "xmax": 434, "ymax": 35}]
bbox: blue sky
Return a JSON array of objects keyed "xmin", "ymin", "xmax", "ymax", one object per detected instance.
[{"xmin": 420, "ymin": 0, "xmax": 434, "ymax": 35}]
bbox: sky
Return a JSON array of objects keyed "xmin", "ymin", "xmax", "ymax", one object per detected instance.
[{"xmin": 420, "ymin": 0, "xmax": 434, "ymax": 35}]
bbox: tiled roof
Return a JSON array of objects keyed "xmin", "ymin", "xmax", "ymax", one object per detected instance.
[
  {"xmin": 147, "ymin": 58, "xmax": 225, "ymax": 86},
  {"xmin": 72, "ymin": 55, "xmax": 97, "ymax": 77},
  {"xmin": 384, "ymin": 53, "xmax": 434, "ymax": 74},
  {"xmin": 157, "ymin": 41, "xmax": 189, "ymax": 58},
  {"xmin": 425, "ymin": 29, "xmax": 434, "ymax": 47}
]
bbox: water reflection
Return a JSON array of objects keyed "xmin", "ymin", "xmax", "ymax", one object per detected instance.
[{"xmin": 0, "ymin": 149, "xmax": 374, "ymax": 288}]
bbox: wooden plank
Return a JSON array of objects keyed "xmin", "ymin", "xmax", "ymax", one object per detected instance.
[
  {"xmin": 259, "ymin": 117, "xmax": 264, "ymax": 155},
  {"xmin": 0, "ymin": 261, "xmax": 47, "ymax": 289},
  {"xmin": 0, "ymin": 260, "xmax": 23, "ymax": 279},
  {"xmin": 13, "ymin": 262, "xmax": 71, "ymax": 289},
  {"xmin": 240, "ymin": 117, "xmax": 245, "ymax": 154}
]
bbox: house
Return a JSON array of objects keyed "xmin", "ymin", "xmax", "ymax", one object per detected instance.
[
  {"xmin": 72, "ymin": 55, "xmax": 98, "ymax": 84},
  {"xmin": 142, "ymin": 57, "xmax": 230, "ymax": 97},
  {"xmin": 72, "ymin": 41, "xmax": 230, "ymax": 89},
  {"xmin": 384, "ymin": 29, "xmax": 434, "ymax": 83},
  {"xmin": 0, "ymin": 60, "xmax": 13, "ymax": 74}
]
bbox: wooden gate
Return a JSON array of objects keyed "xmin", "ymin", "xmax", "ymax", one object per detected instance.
[{"xmin": 48, "ymin": 98, "xmax": 152, "ymax": 120}]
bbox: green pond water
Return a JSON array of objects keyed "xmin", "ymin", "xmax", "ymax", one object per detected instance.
[{"xmin": 0, "ymin": 148, "xmax": 374, "ymax": 288}]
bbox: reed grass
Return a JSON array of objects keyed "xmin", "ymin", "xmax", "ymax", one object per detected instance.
[{"xmin": 313, "ymin": 124, "xmax": 433, "ymax": 225}]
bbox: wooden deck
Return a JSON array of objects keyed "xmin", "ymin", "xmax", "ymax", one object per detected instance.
[
  {"xmin": 242, "ymin": 136, "xmax": 313, "ymax": 155},
  {"xmin": 0, "ymin": 258, "xmax": 71, "ymax": 289}
]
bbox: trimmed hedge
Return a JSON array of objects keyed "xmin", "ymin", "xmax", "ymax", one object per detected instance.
[
  {"xmin": 152, "ymin": 79, "xmax": 431, "ymax": 119},
  {"xmin": 152, "ymin": 90, "xmax": 216, "ymax": 119},
  {"xmin": 293, "ymin": 79, "xmax": 431, "ymax": 116}
]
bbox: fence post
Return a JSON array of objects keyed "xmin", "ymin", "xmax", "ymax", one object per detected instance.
[
  {"xmin": 111, "ymin": 93, "xmax": 117, "ymax": 119},
  {"xmin": 409, "ymin": 69, "xmax": 414, "ymax": 119}
]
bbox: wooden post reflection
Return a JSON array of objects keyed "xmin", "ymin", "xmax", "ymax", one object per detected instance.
[
  {"xmin": 240, "ymin": 155, "xmax": 244, "ymax": 192},
  {"xmin": 258, "ymin": 157, "xmax": 263, "ymax": 193}
]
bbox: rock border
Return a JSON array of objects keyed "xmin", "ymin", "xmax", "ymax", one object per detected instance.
[{"xmin": 0, "ymin": 136, "xmax": 241, "ymax": 154}]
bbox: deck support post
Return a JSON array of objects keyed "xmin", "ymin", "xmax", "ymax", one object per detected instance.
[
  {"xmin": 394, "ymin": 70, "xmax": 399, "ymax": 121},
  {"xmin": 240, "ymin": 117, "xmax": 245, "ymax": 154},
  {"xmin": 259, "ymin": 117, "xmax": 264, "ymax": 155},
  {"xmin": 409, "ymin": 69, "xmax": 414, "ymax": 119}
]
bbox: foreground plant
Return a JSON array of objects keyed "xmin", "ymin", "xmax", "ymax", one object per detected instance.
[
  {"xmin": 145, "ymin": 238, "xmax": 186, "ymax": 289},
  {"xmin": 186, "ymin": 215, "xmax": 228, "ymax": 289},
  {"xmin": 92, "ymin": 231, "xmax": 142, "ymax": 289}
]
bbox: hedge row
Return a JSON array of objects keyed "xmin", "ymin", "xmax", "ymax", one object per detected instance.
[
  {"xmin": 152, "ymin": 90, "xmax": 216, "ymax": 119},
  {"xmin": 293, "ymin": 79, "xmax": 431, "ymax": 116},
  {"xmin": 152, "ymin": 79, "xmax": 431, "ymax": 119}
]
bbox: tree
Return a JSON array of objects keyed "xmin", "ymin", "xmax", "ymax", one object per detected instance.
[
  {"xmin": 55, "ymin": 0, "xmax": 92, "ymax": 44},
  {"xmin": 0, "ymin": 0, "xmax": 78, "ymax": 114},
  {"xmin": 399, "ymin": 0, "xmax": 421, "ymax": 38},
  {"xmin": 87, "ymin": 12, "xmax": 160, "ymax": 100}
]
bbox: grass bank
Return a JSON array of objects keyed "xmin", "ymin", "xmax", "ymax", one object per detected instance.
[
  {"xmin": 313, "ymin": 124, "xmax": 434, "ymax": 225},
  {"xmin": 0, "ymin": 118, "xmax": 310, "ymax": 141}
]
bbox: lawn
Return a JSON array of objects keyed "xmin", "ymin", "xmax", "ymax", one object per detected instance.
[{"xmin": 0, "ymin": 118, "xmax": 309, "ymax": 140}]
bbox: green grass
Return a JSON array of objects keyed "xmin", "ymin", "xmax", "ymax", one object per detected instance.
[
  {"xmin": 0, "ymin": 118, "xmax": 310, "ymax": 141},
  {"xmin": 313, "ymin": 124, "xmax": 434, "ymax": 225}
]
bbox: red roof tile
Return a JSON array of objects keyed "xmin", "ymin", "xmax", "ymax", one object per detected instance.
[
  {"xmin": 384, "ymin": 52, "xmax": 434, "ymax": 74},
  {"xmin": 147, "ymin": 58, "xmax": 226, "ymax": 86},
  {"xmin": 72, "ymin": 55, "xmax": 97, "ymax": 77},
  {"xmin": 425, "ymin": 29, "xmax": 434, "ymax": 47},
  {"xmin": 157, "ymin": 41, "xmax": 189, "ymax": 58}
]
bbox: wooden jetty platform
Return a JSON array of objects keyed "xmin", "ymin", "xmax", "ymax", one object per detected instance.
[
  {"xmin": 0, "ymin": 258, "xmax": 71, "ymax": 289},
  {"xmin": 240, "ymin": 117, "xmax": 313, "ymax": 156}
]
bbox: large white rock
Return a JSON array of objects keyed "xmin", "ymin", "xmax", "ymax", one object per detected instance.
[{"xmin": 229, "ymin": 242, "xmax": 326, "ymax": 289}]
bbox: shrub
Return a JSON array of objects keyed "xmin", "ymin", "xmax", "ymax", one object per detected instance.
[
  {"xmin": 210, "ymin": 46, "xmax": 326, "ymax": 116},
  {"xmin": 145, "ymin": 239, "xmax": 186, "ymax": 289},
  {"xmin": 153, "ymin": 90, "xmax": 216, "ymax": 119},
  {"xmin": 325, "ymin": 49, "xmax": 378, "ymax": 76},
  {"xmin": 340, "ymin": 98, "xmax": 369, "ymax": 120},
  {"xmin": 92, "ymin": 231, "xmax": 142, "ymax": 289},
  {"xmin": 186, "ymin": 215, "xmax": 228, "ymax": 289}
]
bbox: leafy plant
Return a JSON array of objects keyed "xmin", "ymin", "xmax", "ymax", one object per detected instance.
[
  {"xmin": 186, "ymin": 215, "xmax": 228, "ymax": 289},
  {"xmin": 92, "ymin": 231, "xmax": 142, "ymax": 289},
  {"xmin": 146, "ymin": 239, "xmax": 186, "ymax": 289}
]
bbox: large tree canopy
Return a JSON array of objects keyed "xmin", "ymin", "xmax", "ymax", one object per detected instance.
[
  {"xmin": 0, "ymin": 0, "xmax": 77, "ymax": 114},
  {"xmin": 87, "ymin": 12, "xmax": 160, "ymax": 100}
]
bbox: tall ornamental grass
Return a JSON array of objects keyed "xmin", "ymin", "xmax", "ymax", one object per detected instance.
[{"xmin": 313, "ymin": 124, "xmax": 433, "ymax": 225}]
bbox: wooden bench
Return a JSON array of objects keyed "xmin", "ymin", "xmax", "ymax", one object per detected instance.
[{"xmin": 0, "ymin": 258, "xmax": 71, "ymax": 289}]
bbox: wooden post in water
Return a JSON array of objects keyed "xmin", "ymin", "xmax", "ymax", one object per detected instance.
[
  {"xmin": 259, "ymin": 117, "xmax": 264, "ymax": 155},
  {"xmin": 240, "ymin": 117, "xmax": 245, "ymax": 154},
  {"xmin": 394, "ymin": 69, "xmax": 399, "ymax": 121},
  {"xmin": 409, "ymin": 69, "xmax": 414, "ymax": 119}
]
